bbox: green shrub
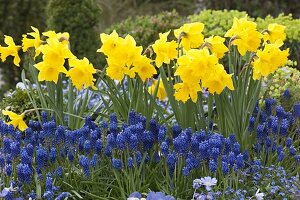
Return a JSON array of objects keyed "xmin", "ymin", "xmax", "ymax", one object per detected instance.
[
  {"xmin": 46, "ymin": 0, "xmax": 102, "ymax": 65},
  {"xmin": 188, "ymin": 9, "xmax": 249, "ymax": 37},
  {"xmin": 0, "ymin": 0, "xmax": 47, "ymax": 97},
  {"xmin": 106, "ymin": 10, "xmax": 184, "ymax": 48},
  {"xmin": 262, "ymin": 65, "xmax": 300, "ymax": 111},
  {"xmin": 0, "ymin": 88, "xmax": 41, "ymax": 122}
]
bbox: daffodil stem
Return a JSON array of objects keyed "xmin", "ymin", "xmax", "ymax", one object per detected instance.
[{"xmin": 23, "ymin": 108, "xmax": 84, "ymax": 119}]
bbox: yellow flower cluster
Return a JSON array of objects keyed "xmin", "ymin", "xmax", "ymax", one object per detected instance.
[
  {"xmin": 172, "ymin": 23, "xmax": 233, "ymax": 102},
  {"xmin": 1, "ymin": 26, "xmax": 97, "ymax": 90},
  {"xmin": 174, "ymin": 48, "xmax": 234, "ymax": 102},
  {"xmin": 98, "ymin": 30, "xmax": 156, "ymax": 82}
]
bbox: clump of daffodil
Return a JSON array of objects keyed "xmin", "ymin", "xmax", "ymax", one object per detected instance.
[
  {"xmin": 174, "ymin": 22, "xmax": 205, "ymax": 50},
  {"xmin": 225, "ymin": 16, "xmax": 262, "ymax": 56},
  {"xmin": 148, "ymin": 79, "xmax": 167, "ymax": 101},
  {"xmin": 151, "ymin": 31, "xmax": 177, "ymax": 67},
  {"xmin": 34, "ymin": 36, "xmax": 75, "ymax": 83},
  {"xmin": 204, "ymin": 36, "xmax": 228, "ymax": 59},
  {"xmin": 98, "ymin": 30, "xmax": 157, "ymax": 82},
  {"xmin": 22, "ymin": 26, "xmax": 42, "ymax": 58},
  {"xmin": 252, "ymin": 40, "xmax": 289, "ymax": 80},
  {"xmin": 2, "ymin": 110, "xmax": 28, "ymax": 131},
  {"xmin": 0, "ymin": 35, "xmax": 21, "ymax": 66},
  {"xmin": 66, "ymin": 57, "xmax": 97, "ymax": 90},
  {"xmin": 174, "ymin": 48, "xmax": 234, "ymax": 103},
  {"xmin": 263, "ymin": 23, "xmax": 286, "ymax": 44}
]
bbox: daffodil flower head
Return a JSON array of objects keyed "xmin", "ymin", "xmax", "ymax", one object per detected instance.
[
  {"xmin": 66, "ymin": 57, "xmax": 97, "ymax": 90},
  {"xmin": 152, "ymin": 31, "xmax": 177, "ymax": 67},
  {"xmin": 22, "ymin": 26, "xmax": 42, "ymax": 57},
  {"xmin": 131, "ymin": 56, "xmax": 157, "ymax": 82},
  {"xmin": 263, "ymin": 23, "xmax": 286, "ymax": 44},
  {"xmin": 97, "ymin": 30, "xmax": 123, "ymax": 56},
  {"xmin": 202, "ymin": 64, "xmax": 234, "ymax": 94},
  {"xmin": 34, "ymin": 38, "xmax": 74, "ymax": 83},
  {"xmin": 2, "ymin": 110, "xmax": 28, "ymax": 131},
  {"xmin": 225, "ymin": 16, "xmax": 262, "ymax": 56},
  {"xmin": 205, "ymin": 36, "xmax": 228, "ymax": 59},
  {"xmin": 0, "ymin": 35, "xmax": 21, "ymax": 66},
  {"xmin": 252, "ymin": 41, "xmax": 289, "ymax": 80},
  {"xmin": 174, "ymin": 22, "xmax": 205, "ymax": 50},
  {"xmin": 148, "ymin": 79, "xmax": 167, "ymax": 101}
]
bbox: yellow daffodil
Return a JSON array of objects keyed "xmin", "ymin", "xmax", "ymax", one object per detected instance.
[
  {"xmin": 22, "ymin": 26, "xmax": 42, "ymax": 57},
  {"xmin": 66, "ymin": 57, "xmax": 97, "ymax": 90},
  {"xmin": 132, "ymin": 56, "xmax": 157, "ymax": 82},
  {"xmin": 97, "ymin": 30, "xmax": 122, "ymax": 56},
  {"xmin": 263, "ymin": 23, "xmax": 286, "ymax": 44},
  {"xmin": 148, "ymin": 79, "xmax": 167, "ymax": 101},
  {"xmin": 152, "ymin": 31, "xmax": 177, "ymax": 67},
  {"xmin": 205, "ymin": 36, "xmax": 228, "ymax": 59},
  {"xmin": 174, "ymin": 82, "xmax": 201, "ymax": 103},
  {"xmin": 174, "ymin": 22, "xmax": 205, "ymax": 50},
  {"xmin": 175, "ymin": 48, "xmax": 219, "ymax": 83},
  {"xmin": 43, "ymin": 30, "xmax": 70, "ymax": 45},
  {"xmin": 2, "ymin": 110, "xmax": 27, "ymax": 131},
  {"xmin": 252, "ymin": 41, "xmax": 289, "ymax": 80},
  {"xmin": 225, "ymin": 16, "xmax": 262, "ymax": 56},
  {"xmin": 35, "ymin": 38, "xmax": 74, "ymax": 83},
  {"xmin": 99, "ymin": 31, "xmax": 150, "ymax": 81},
  {"xmin": 0, "ymin": 35, "xmax": 21, "ymax": 66},
  {"xmin": 202, "ymin": 64, "xmax": 234, "ymax": 94}
]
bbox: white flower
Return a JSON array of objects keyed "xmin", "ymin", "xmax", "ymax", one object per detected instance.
[
  {"xmin": 16, "ymin": 82, "xmax": 26, "ymax": 90},
  {"xmin": 199, "ymin": 176, "xmax": 218, "ymax": 191},
  {"xmin": 127, "ymin": 198, "xmax": 140, "ymax": 200},
  {"xmin": 255, "ymin": 189, "xmax": 265, "ymax": 200}
]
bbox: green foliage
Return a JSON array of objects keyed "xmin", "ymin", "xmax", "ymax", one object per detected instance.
[
  {"xmin": 0, "ymin": 88, "xmax": 40, "ymax": 121},
  {"xmin": 199, "ymin": 0, "xmax": 300, "ymax": 18},
  {"xmin": 46, "ymin": 0, "xmax": 102, "ymax": 65},
  {"xmin": 189, "ymin": 9, "xmax": 249, "ymax": 37},
  {"xmin": 0, "ymin": 0, "xmax": 47, "ymax": 97},
  {"xmin": 263, "ymin": 65, "xmax": 300, "ymax": 110},
  {"xmin": 106, "ymin": 10, "xmax": 183, "ymax": 48}
]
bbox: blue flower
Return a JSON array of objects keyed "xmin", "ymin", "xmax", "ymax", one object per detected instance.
[
  {"xmin": 280, "ymin": 119, "xmax": 289, "ymax": 136},
  {"xmin": 276, "ymin": 105, "xmax": 285, "ymax": 119},
  {"xmin": 129, "ymin": 191, "xmax": 142, "ymax": 198},
  {"xmin": 112, "ymin": 158, "xmax": 122, "ymax": 170},
  {"xmin": 278, "ymin": 151, "xmax": 285, "ymax": 162},
  {"xmin": 54, "ymin": 166, "xmax": 63, "ymax": 178},
  {"xmin": 209, "ymin": 159, "xmax": 217, "ymax": 173},
  {"xmin": 5, "ymin": 164, "xmax": 12, "ymax": 176},
  {"xmin": 161, "ymin": 142, "xmax": 169, "ymax": 156},
  {"xmin": 248, "ymin": 116, "xmax": 255, "ymax": 132},
  {"xmin": 172, "ymin": 124, "xmax": 181, "ymax": 138},
  {"xmin": 79, "ymin": 155, "xmax": 90, "ymax": 177},
  {"xmin": 293, "ymin": 103, "xmax": 300, "ymax": 118},
  {"xmin": 56, "ymin": 192, "xmax": 70, "ymax": 200},
  {"xmin": 36, "ymin": 146, "xmax": 48, "ymax": 169},
  {"xmin": 49, "ymin": 147, "xmax": 56, "ymax": 163},
  {"xmin": 289, "ymin": 146, "xmax": 296, "ymax": 156},
  {"xmin": 95, "ymin": 139, "xmax": 103, "ymax": 154},
  {"xmin": 283, "ymin": 89, "xmax": 291, "ymax": 99},
  {"xmin": 128, "ymin": 157, "xmax": 134, "ymax": 168},
  {"xmin": 110, "ymin": 113, "xmax": 118, "ymax": 123},
  {"xmin": 158, "ymin": 125, "xmax": 166, "ymax": 143},
  {"xmin": 83, "ymin": 140, "xmax": 92, "ymax": 154},
  {"xmin": 90, "ymin": 154, "xmax": 98, "ymax": 168},
  {"xmin": 222, "ymin": 161, "xmax": 229, "ymax": 175}
]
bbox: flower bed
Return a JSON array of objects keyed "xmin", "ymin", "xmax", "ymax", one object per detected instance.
[{"xmin": 0, "ymin": 13, "xmax": 299, "ymax": 200}]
